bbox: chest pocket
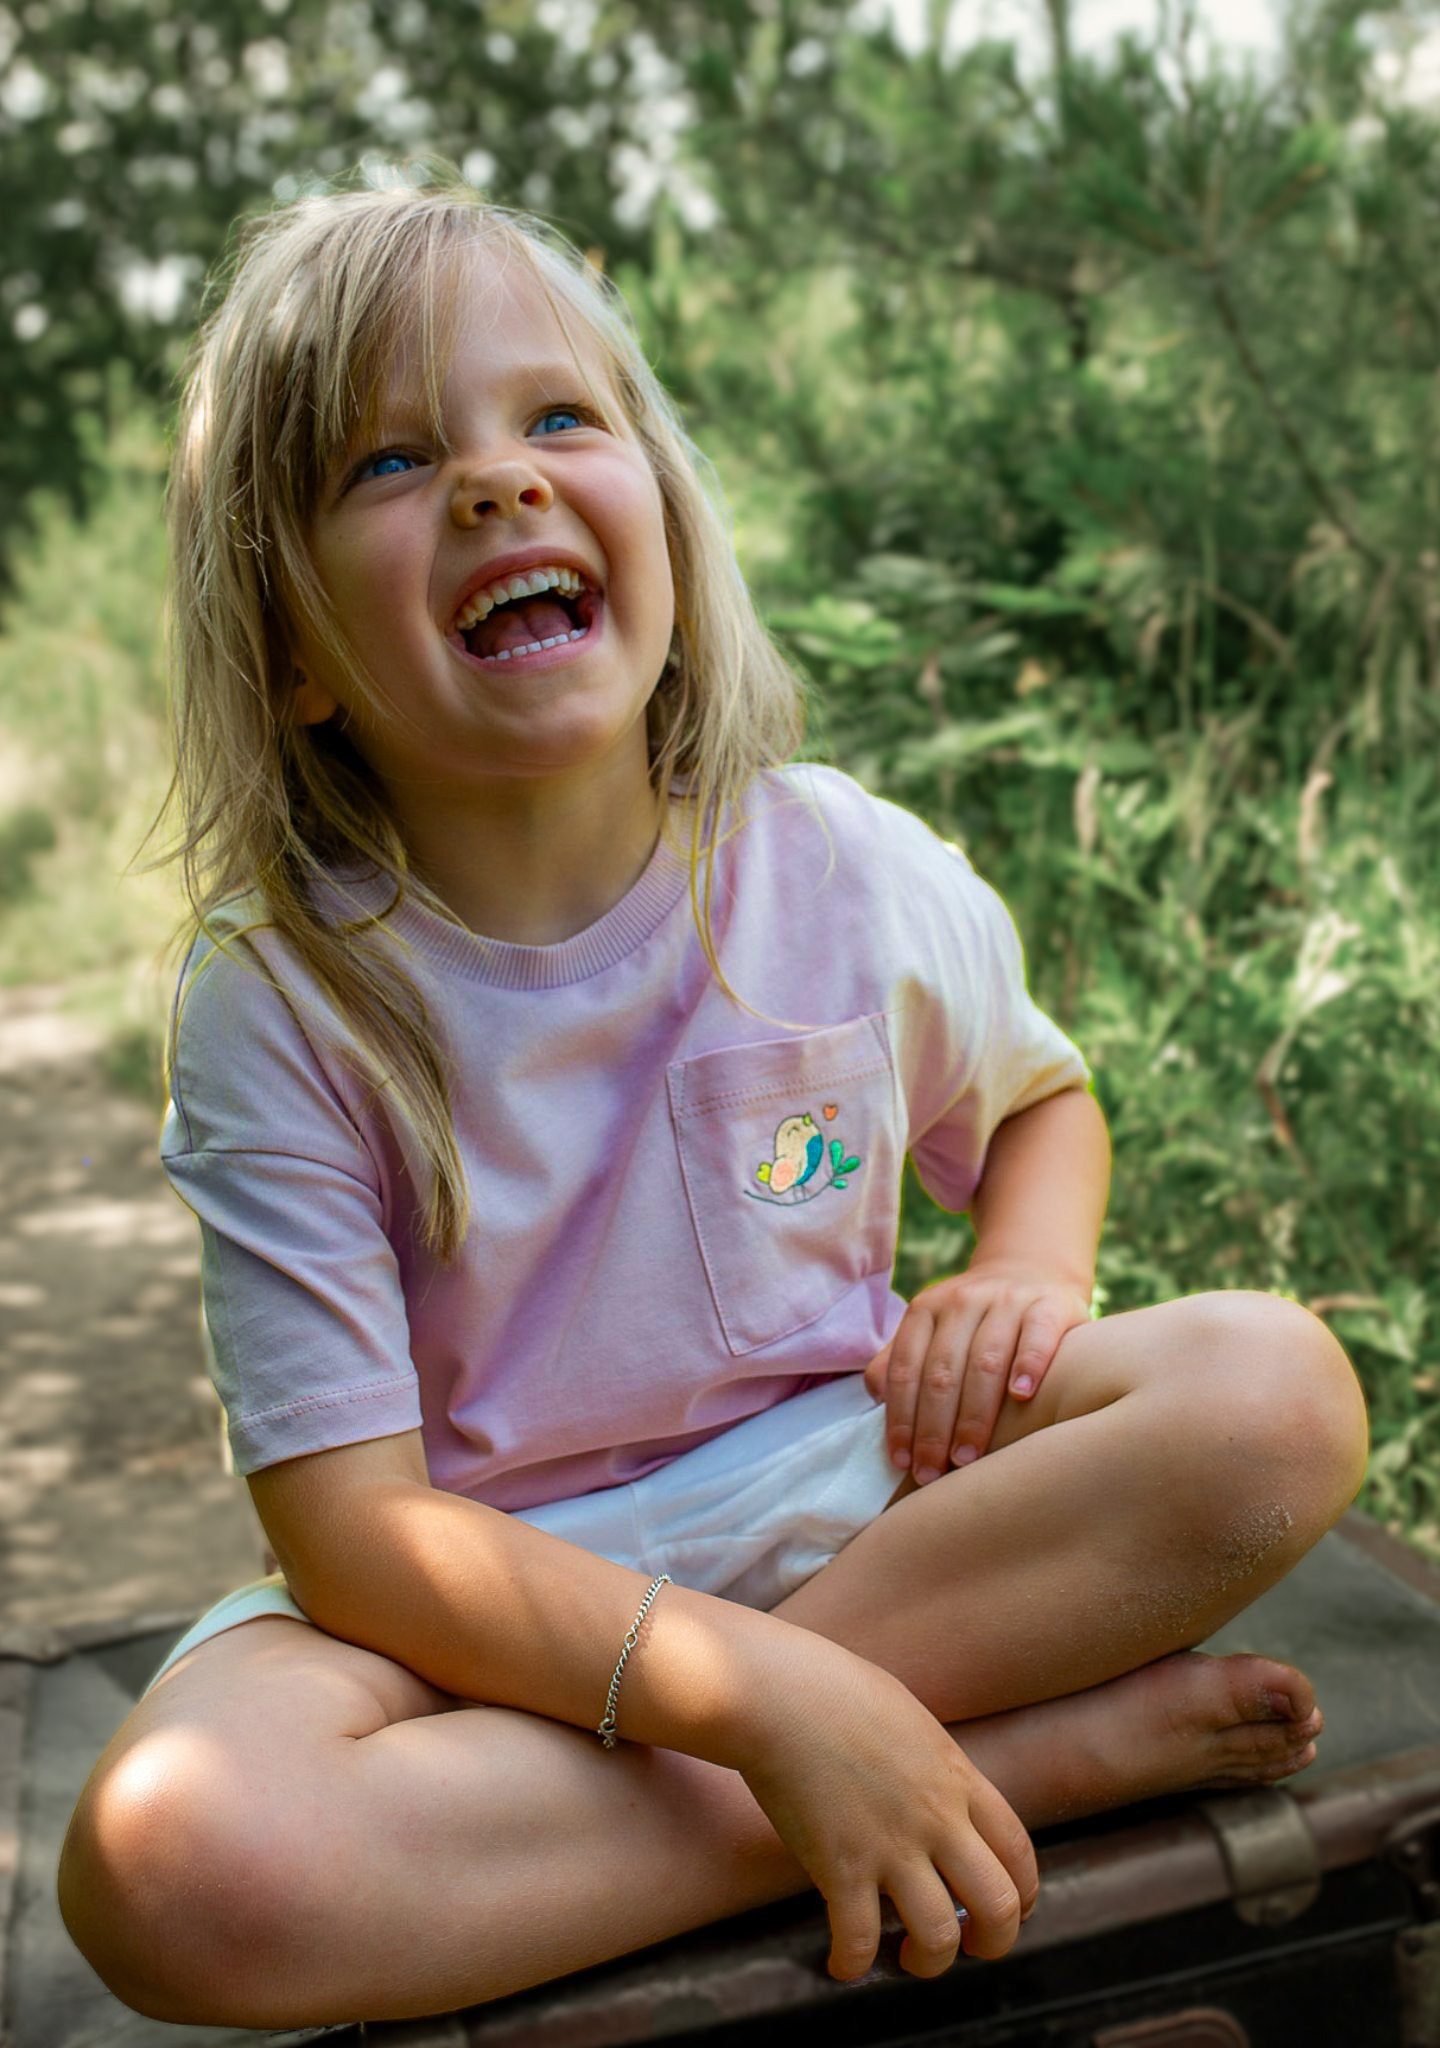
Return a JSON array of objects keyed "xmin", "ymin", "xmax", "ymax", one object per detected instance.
[{"xmin": 666, "ymin": 1012, "xmax": 902, "ymax": 1357}]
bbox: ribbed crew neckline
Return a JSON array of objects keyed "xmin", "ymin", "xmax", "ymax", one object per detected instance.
[{"xmin": 320, "ymin": 824, "xmax": 696, "ymax": 990}]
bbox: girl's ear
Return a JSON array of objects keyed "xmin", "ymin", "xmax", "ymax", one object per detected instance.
[{"xmin": 290, "ymin": 669, "xmax": 341, "ymax": 727}]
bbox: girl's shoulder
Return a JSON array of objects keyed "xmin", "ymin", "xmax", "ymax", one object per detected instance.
[
  {"xmin": 753, "ymin": 761, "xmax": 984, "ymax": 887},
  {"xmin": 163, "ymin": 889, "xmax": 375, "ymax": 1164},
  {"xmin": 744, "ymin": 764, "xmax": 1026, "ymax": 991},
  {"xmin": 169, "ymin": 887, "xmax": 351, "ymax": 1071},
  {"xmin": 174, "ymin": 890, "xmax": 293, "ymax": 1016}
]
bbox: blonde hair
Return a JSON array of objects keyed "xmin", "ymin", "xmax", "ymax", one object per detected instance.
[{"xmin": 137, "ymin": 161, "xmax": 815, "ymax": 1265}]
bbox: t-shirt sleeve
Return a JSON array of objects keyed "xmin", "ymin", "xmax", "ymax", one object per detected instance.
[
  {"xmin": 160, "ymin": 927, "xmax": 423, "ymax": 1477},
  {"xmin": 835, "ymin": 782, "xmax": 1091, "ymax": 1214}
]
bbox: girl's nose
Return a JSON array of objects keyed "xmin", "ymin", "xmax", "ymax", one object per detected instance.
[{"xmin": 449, "ymin": 461, "xmax": 554, "ymax": 528}]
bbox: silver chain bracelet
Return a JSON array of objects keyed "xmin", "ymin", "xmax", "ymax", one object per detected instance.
[{"xmin": 597, "ymin": 1573, "xmax": 671, "ymax": 1749}]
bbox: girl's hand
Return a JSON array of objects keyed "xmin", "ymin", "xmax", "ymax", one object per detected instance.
[
  {"xmin": 737, "ymin": 1645, "xmax": 1037, "ymax": 1980},
  {"xmin": 864, "ymin": 1265, "xmax": 1092, "ymax": 1484}
]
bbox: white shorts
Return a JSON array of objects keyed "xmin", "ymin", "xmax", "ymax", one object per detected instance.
[{"xmin": 140, "ymin": 1371, "xmax": 900, "ymax": 1698}]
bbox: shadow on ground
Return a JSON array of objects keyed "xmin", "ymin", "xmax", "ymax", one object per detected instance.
[{"xmin": 0, "ymin": 982, "xmax": 264, "ymax": 1648}]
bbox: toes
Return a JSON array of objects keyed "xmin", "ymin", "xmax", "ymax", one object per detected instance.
[
  {"xmin": 1256, "ymin": 1739, "xmax": 1320, "ymax": 1782},
  {"xmin": 1233, "ymin": 1658, "xmax": 1316, "ymax": 1726},
  {"xmin": 1225, "ymin": 1712, "xmax": 1321, "ymax": 1769},
  {"xmin": 1257, "ymin": 1742, "xmax": 1317, "ymax": 1782},
  {"xmin": 1276, "ymin": 1707, "xmax": 1323, "ymax": 1741},
  {"xmin": 1205, "ymin": 1738, "xmax": 1320, "ymax": 1792}
]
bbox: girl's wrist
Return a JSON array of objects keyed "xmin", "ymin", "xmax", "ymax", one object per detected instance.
[
  {"xmin": 605, "ymin": 1584, "xmax": 835, "ymax": 1769},
  {"xmin": 626, "ymin": 1589, "xmax": 860, "ymax": 1769},
  {"xmin": 680, "ymin": 1605, "xmax": 870, "ymax": 1775},
  {"xmin": 965, "ymin": 1248, "xmax": 1095, "ymax": 1300}
]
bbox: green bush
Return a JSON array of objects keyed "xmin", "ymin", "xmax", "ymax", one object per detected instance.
[
  {"xmin": 0, "ymin": 805, "xmax": 56, "ymax": 906},
  {"xmin": 99, "ymin": 1020, "xmax": 166, "ymax": 1106}
]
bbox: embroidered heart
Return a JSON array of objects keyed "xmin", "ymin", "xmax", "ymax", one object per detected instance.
[{"xmin": 822, "ymin": 1103, "xmax": 838, "ymax": 1119}]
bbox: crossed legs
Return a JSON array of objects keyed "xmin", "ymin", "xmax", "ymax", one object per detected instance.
[
  {"xmin": 58, "ymin": 1291, "xmax": 1367, "ymax": 2027},
  {"xmin": 775, "ymin": 1288, "xmax": 1366, "ymax": 1716}
]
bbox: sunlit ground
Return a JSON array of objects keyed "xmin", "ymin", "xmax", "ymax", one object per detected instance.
[{"xmin": 0, "ymin": 993, "xmax": 263, "ymax": 1641}]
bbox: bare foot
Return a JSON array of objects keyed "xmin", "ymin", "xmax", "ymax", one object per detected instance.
[{"xmin": 957, "ymin": 1651, "xmax": 1324, "ymax": 1830}]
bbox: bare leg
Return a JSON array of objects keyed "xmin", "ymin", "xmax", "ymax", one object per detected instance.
[
  {"xmin": 72, "ymin": 1623, "xmax": 1324, "ymax": 2029},
  {"xmin": 65, "ymin": 1292, "xmax": 1365, "ymax": 2027},
  {"xmin": 770, "ymin": 1289, "xmax": 1368, "ymax": 1718}
]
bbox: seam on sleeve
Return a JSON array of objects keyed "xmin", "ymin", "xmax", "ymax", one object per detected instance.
[{"xmin": 238, "ymin": 1379, "xmax": 420, "ymax": 1426}]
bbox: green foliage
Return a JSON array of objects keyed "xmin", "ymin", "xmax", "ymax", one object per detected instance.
[
  {"xmin": 654, "ymin": 7, "xmax": 1440, "ymax": 1557},
  {"xmin": 0, "ymin": 0, "xmax": 858, "ymax": 583},
  {"xmin": 0, "ymin": 396, "xmax": 168, "ymax": 824},
  {"xmin": 0, "ymin": 805, "xmax": 57, "ymax": 905},
  {"xmin": 99, "ymin": 1019, "xmax": 166, "ymax": 1103},
  {"xmin": 0, "ymin": 402, "xmax": 180, "ymax": 1010}
]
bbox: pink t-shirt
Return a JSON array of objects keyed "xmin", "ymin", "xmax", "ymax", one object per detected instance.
[{"xmin": 160, "ymin": 763, "xmax": 1090, "ymax": 1510}]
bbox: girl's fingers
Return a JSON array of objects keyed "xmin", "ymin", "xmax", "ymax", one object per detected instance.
[
  {"xmin": 887, "ymin": 1863, "xmax": 965, "ymax": 1978},
  {"xmin": 1009, "ymin": 1308, "xmax": 1067, "ymax": 1400},
  {"xmin": 935, "ymin": 1834, "xmax": 1025, "ymax": 1962},
  {"xmin": 825, "ymin": 1882, "xmax": 882, "ymax": 1982},
  {"xmin": 967, "ymin": 1775, "xmax": 1040, "ymax": 1920},
  {"xmin": 948, "ymin": 1306, "xmax": 1022, "ymax": 1465},
  {"xmin": 909, "ymin": 1303, "xmax": 986, "ymax": 1483},
  {"xmin": 882, "ymin": 1307, "xmax": 935, "ymax": 1473}
]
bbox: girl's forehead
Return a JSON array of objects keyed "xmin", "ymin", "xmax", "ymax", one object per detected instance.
[{"xmin": 383, "ymin": 261, "xmax": 615, "ymax": 419}]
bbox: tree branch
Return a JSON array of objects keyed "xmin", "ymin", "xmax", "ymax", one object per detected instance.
[{"xmin": 1208, "ymin": 266, "xmax": 1383, "ymax": 569}]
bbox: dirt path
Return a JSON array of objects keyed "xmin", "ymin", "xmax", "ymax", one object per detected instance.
[{"xmin": 0, "ymin": 982, "xmax": 263, "ymax": 1652}]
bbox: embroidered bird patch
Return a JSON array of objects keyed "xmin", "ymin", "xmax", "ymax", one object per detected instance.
[{"xmin": 749, "ymin": 1105, "xmax": 862, "ymax": 1206}]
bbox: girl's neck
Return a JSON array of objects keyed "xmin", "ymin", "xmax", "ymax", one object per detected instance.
[{"xmin": 396, "ymin": 767, "xmax": 673, "ymax": 946}]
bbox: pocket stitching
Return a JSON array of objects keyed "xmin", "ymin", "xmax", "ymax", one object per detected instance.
[
  {"xmin": 676, "ymin": 1055, "xmax": 892, "ymax": 1121},
  {"xmin": 669, "ymin": 1012, "xmax": 891, "ymax": 1118},
  {"xmin": 669, "ymin": 1107, "xmax": 742, "ymax": 1350}
]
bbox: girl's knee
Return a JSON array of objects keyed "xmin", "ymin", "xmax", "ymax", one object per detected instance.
[
  {"xmin": 59, "ymin": 1768, "xmax": 185, "ymax": 2018},
  {"xmin": 58, "ymin": 1743, "xmax": 312, "ymax": 2025},
  {"xmin": 1182, "ymin": 1290, "xmax": 1369, "ymax": 1517}
]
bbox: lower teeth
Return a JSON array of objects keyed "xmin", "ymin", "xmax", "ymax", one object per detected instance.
[{"xmin": 485, "ymin": 626, "xmax": 588, "ymax": 664}]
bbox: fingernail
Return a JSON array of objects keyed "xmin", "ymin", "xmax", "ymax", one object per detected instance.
[
  {"xmin": 951, "ymin": 1445, "xmax": 978, "ymax": 1466},
  {"xmin": 1012, "ymin": 1375, "xmax": 1034, "ymax": 1396},
  {"xmin": 914, "ymin": 1464, "xmax": 939, "ymax": 1485},
  {"xmin": 892, "ymin": 1448, "xmax": 910, "ymax": 1470}
]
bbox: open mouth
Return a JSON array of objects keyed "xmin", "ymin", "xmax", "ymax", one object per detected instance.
[{"xmin": 448, "ymin": 587, "xmax": 604, "ymax": 672}]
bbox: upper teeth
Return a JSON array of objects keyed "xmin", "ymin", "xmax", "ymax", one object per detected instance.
[{"xmin": 452, "ymin": 565, "xmax": 588, "ymax": 633}]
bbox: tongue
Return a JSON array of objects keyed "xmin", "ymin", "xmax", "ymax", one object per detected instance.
[{"xmin": 473, "ymin": 597, "xmax": 574, "ymax": 658}]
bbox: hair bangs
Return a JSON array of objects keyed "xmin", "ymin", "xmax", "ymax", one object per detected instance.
[{"xmin": 282, "ymin": 210, "xmax": 476, "ymax": 527}]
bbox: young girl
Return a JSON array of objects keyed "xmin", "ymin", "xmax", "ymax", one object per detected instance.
[{"xmin": 57, "ymin": 167, "xmax": 1368, "ymax": 2032}]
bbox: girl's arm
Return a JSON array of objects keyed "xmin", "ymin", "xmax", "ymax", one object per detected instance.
[
  {"xmin": 282, "ymin": 1462, "xmax": 817, "ymax": 1763},
  {"xmin": 276, "ymin": 1462, "xmax": 1038, "ymax": 1973},
  {"xmin": 967, "ymin": 1084, "xmax": 1110, "ymax": 1293}
]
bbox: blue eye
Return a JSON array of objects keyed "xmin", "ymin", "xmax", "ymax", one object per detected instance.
[
  {"xmin": 357, "ymin": 449, "xmax": 417, "ymax": 481},
  {"xmin": 533, "ymin": 405, "xmax": 589, "ymax": 435}
]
